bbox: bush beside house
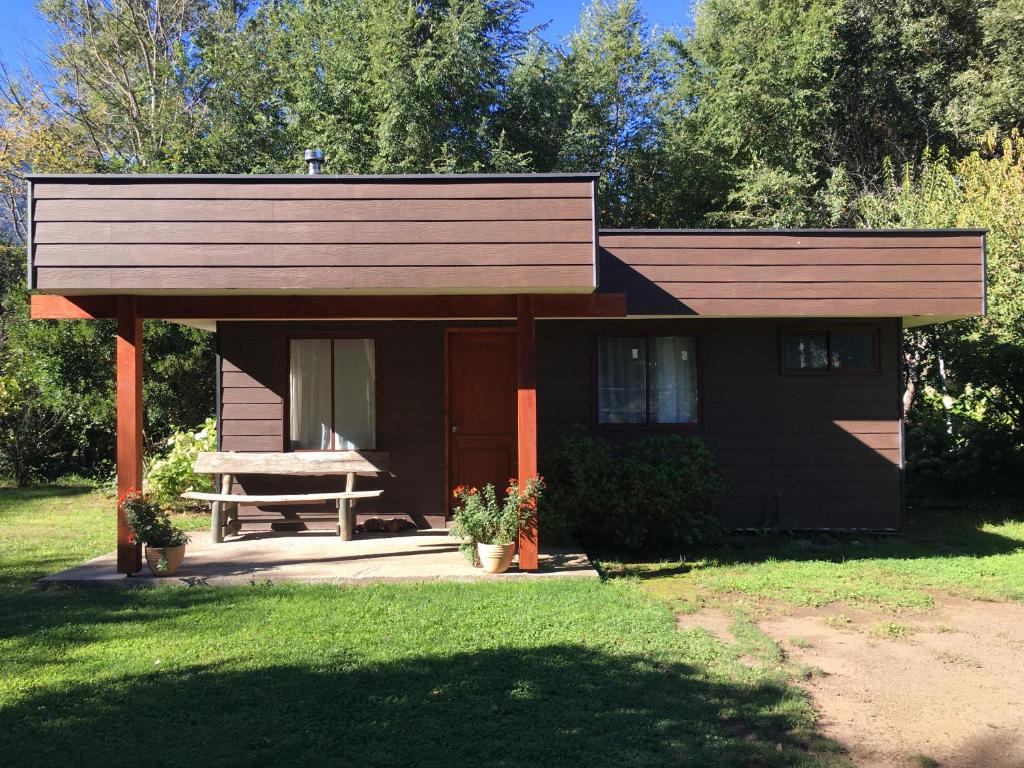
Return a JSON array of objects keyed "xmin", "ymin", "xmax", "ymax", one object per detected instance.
[
  {"xmin": 540, "ymin": 431, "xmax": 728, "ymax": 552},
  {"xmin": 144, "ymin": 418, "xmax": 216, "ymax": 512}
]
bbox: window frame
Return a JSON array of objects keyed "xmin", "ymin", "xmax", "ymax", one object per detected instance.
[
  {"xmin": 284, "ymin": 332, "xmax": 379, "ymax": 451},
  {"xmin": 592, "ymin": 332, "xmax": 703, "ymax": 430},
  {"xmin": 779, "ymin": 325, "xmax": 881, "ymax": 376}
]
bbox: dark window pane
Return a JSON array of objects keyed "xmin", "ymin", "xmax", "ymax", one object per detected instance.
[
  {"xmin": 650, "ymin": 336, "xmax": 698, "ymax": 424},
  {"xmin": 597, "ymin": 337, "xmax": 646, "ymax": 424},
  {"xmin": 783, "ymin": 333, "xmax": 828, "ymax": 370},
  {"xmin": 831, "ymin": 333, "xmax": 875, "ymax": 369}
]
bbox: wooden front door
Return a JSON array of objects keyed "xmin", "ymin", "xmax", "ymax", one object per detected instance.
[{"xmin": 447, "ymin": 329, "xmax": 517, "ymax": 517}]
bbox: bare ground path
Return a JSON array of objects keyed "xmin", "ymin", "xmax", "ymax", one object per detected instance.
[{"xmin": 681, "ymin": 598, "xmax": 1024, "ymax": 768}]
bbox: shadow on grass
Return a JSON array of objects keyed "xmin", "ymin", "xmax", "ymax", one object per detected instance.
[
  {"xmin": 593, "ymin": 497, "xmax": 1024, "ymax": 573},
  {"xmin": 0, "ymin": 644, "xmax": 841, "ymax": 768},
  {"xmin": 0, "ymin": 484, "xmax": 97, "ymax": 501},
  {"xmin": 0, "ymin": 587, "xmax": 234, "ymax": 646}
]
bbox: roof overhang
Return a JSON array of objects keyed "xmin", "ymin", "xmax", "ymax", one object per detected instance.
[
  {"xmin": 599, "ymin": 228, "xmax": 987, "ymax": 327},
  {"xmin": 27, "ymin": 172, "xmax": 600, "ymax": 296},
  {"xmin": 27, "ymin": 173, "xmax": 986, "ymax": 327}
]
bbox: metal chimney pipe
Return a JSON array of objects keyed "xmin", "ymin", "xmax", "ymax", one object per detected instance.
[{"xmin": 304, "ymin": 148, "xmax": 324, "ymax": 175}]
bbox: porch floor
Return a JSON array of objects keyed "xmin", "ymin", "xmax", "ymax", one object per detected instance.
[{"xmin": 38, "ymin": 529, "xmax": 597, "ymax": 588}]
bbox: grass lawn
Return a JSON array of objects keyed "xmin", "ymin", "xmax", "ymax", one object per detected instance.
[
  {"xmin": 604, "ymin": 498, "xmax": 1024, "ymax": 614},
  {"xmin": 0, "ymin": 485, "xmax": 845, "ymax": 768}
]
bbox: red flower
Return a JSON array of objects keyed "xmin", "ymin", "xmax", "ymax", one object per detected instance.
[{"xmin": 118, "ymin": 488, "xmax": 142, "ymax": 506}]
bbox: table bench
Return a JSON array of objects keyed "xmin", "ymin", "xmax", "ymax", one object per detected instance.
[{"xmin": 182, "ymin": 451, "xmax": 389, "ymax": 543}]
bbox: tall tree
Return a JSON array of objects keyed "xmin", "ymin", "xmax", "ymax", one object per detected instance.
[
  {"xmin": 38, "ymin": 0, "xmax": 287, "ymax": 172},
  {"xmin": 828, "ymin": 0, "xmax": 986, "ymax": 188},
  {"xmin": 0, "ymin": 1, "xmax": 255, "ymax": 481},
  {"xmin": 856, "ymin": 132, "xmax": 1024, "ymax": 486},
  {"xmin": 504, "ymin": 0, "xmax": 668, "ymax": 226},
  {"xmin": 661, "ymin": 0, "xmax": 999, "ymax": 226},
  {"xmin": 258, "ymin": 0, "xmax": 533, "ymax": 173},
  {"xmin": 661, "ymin": 0, "xmax": 840, "ymax": 226},
  {"xmin": 945, "ymin": 0, "xmax": 1024, "ymax": 143}
]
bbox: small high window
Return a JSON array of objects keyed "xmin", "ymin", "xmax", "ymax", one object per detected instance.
[
  {"xmin": 782, "ymin": 328, "xmax": 879, "ymax": 374},
  {"xmin": 596, "ymin": 336, "xmax": 699, "ymax": 425},
  {"xmin": 289, "ymin": 338, "xmax": 376, "ymax": 450}
]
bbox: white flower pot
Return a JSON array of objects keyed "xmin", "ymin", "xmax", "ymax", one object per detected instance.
[{"xmin": 476, "ymin": 542, "xmax": 516, "ymax": 574}]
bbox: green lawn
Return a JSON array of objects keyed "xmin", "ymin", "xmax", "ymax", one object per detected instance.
[
  {"xmin": 0, "ymin": 484, "xmax": 208, "ymax": 592},
  {"xmin": 0, "ymin": 485, "xmax": 844, "ymax": 768},
  {"xmin": 605, "ymin": 498, "xmax": 1024, "ymax": 614}
]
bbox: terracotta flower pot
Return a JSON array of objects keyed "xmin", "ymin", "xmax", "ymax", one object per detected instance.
[
  {"xmin": 145, "ymin": 543, "xmax": 186, "ymax": 577},
  {"xmin": 477, "ymin": 542, "xmax": 516, "ymax": 574}
]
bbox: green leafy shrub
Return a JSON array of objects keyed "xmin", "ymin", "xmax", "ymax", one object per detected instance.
[
  {"xmin": 622, "ymin": 435, "xmax": 727, "ymax": 548},
  {"xmin": 450, "ymin": 477, "xmax": 543, "ymax": 563},
  {"xmin": 539, "ymin": 431, "xmax": 633, "ymax": 546},
  {"xmin": 144, "ymin": 418, "xmax": 216, "ymax": 512},
  {"xmin": 539, "ymin": 430, "xmax": 728, "ymax": 552},
  {"xmin": 536, "ymin": 434, "xmax": 614, "ymax": 548}
]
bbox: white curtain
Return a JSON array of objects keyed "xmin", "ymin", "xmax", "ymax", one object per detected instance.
[
  {"xmin": 333, "ymin": 339, "xmax": 376, "ymax": 449},
  {"xmin": 650, "ymin": 336, "xmax": 698, "ymax": 424},
  {"xmin": 597, "ymin": 337, "xmax": 646, "ymax": 424},
  {"xmin": 289, "ymin": 339, "xmax": 332, "ymax": 449}
]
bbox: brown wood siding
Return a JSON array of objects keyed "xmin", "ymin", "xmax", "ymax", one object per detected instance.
[
  {"xmin": 599, "ymin": 231, "xmax": 985, "ymax": 321},
  {"xmin": 535, "ymin": 318, "xmax": 904, "ymax": 530},
  {"xmin": 30, "ymin": 176, "xmax": 597, "ymax": 293},
  {"xmin": 218, "ymin": 320, "xmax": 455, "ymax": 529},
  {"xmin": 219, "ymin": 317, "xmax": 903, "ymax": 532}
]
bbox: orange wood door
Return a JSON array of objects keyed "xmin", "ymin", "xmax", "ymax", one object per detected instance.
[{"xmin": 447, "ymin": 330, "xmax": 517, "ymax": 517}]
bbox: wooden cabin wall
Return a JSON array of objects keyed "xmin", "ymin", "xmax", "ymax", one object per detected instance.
[
  {"xmin": 536, "ymin": 318, "xmax": 903, "ymax": 530},
  {"xmin": 218, "ymin": 317, "xmax": 903, "ymax": 532}
]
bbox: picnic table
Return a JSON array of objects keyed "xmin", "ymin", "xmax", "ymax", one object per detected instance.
[{"xmin": 182, "ymin": 451, "xmax": 389, "ymax": 542}]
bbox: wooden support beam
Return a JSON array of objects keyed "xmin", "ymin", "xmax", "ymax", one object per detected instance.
[
  {"xmin": 516, "ymin": 295, "xmax": 539, "ymax": 572},
  {"xmin": 31, "ymin": 292, "xmax": 627, "ymax": 321},
  {"xmin": 31, "ymin": 294, "xmax": 117, "ymax": 319},
  {"xmin": 116, "ymin": 297, "xmax": 143, "ymax": 574}
]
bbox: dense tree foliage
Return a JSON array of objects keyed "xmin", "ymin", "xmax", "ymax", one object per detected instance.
[
  {"xmin": 0, "ymin": 0, "xmax": 1021, "ymax": 490},
  {"xmin": 259, "ymin": 0, "xmax": 534, "ymax": 173},
  {"xmin": 854, "ymin": 133, "xmax": 1024, "ymax": 490}
]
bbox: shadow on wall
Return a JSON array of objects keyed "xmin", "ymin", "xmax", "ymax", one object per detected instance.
[
  {"xmin": 0, "ymin": 644, "xmax": 834, "ymax": 768},
  {"xmin": 536, "ymin": 313, "xmax": 908, "ymax": 531},
  {"xmin": 597, "ymin": 250, "xmax": 697, "ymax": 316}
]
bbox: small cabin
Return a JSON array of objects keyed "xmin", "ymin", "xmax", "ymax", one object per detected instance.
[{"xmin": 27, "ymin": 171, "xmax": 986, "ymax": 572}]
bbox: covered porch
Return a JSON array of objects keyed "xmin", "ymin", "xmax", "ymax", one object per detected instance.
[
  {"xmin": 31, "ymin": 292, "xmax": 626, "ymax": 576},
  {"xmin": 27, "ymin": 171, "xmax": 611, "ymax": 576},
  {"xmin": 38, "ymin": 527, "xmax": 597, "ymax": 587}
]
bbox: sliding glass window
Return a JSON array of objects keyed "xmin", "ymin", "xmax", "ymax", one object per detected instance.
[{"xmin": 289, "ymin": 338, "xmax": 376, "ymax": 450}]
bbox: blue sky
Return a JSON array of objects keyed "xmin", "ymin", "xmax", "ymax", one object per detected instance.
[
  {"xmin": 0, "ymin": 1, "xmax": 696, "ymax": 79},
  {"xmin": 523, "ymin": 0, "xmax": 695, "ymax": 38},
  {"xmin": 0, "ymin": 2, "xmax": 52, "ymax": 77}
]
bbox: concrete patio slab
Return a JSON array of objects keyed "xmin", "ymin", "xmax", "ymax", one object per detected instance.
[{"xmin": 38, "ymin": 529, "xmax": 597, "ymax": 588}]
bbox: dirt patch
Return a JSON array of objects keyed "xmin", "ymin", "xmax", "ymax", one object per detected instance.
[
  {"xmin": 675, "ymin": 607, "xmax": 735, "ymax": 645},
  {"xmin": 759, "ymin": 597, "xmax": 1024, "ymax": 768}
]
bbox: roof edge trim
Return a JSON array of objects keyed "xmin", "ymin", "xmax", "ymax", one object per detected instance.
[
  {"xmin": 600, "ymin": 227, "xmax": 988, "ymax": 235},
  {"xmin": 26, "ymin": 172, "xmax": 601, "ymax": 183}
]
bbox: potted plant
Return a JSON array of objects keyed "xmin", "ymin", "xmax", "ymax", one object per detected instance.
[
  {"xmin": 121, "ymin": 489, "xmax": 189, "ymax": 576},
  {"xmin": 451, "ymin": 476, "xmax": 544, "ymax": 574}
]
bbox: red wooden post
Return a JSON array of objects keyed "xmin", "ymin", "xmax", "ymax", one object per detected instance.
[
  {"xmin": 516, "ymin": 294, "xmax": 539, "ymax": 571},
  {"xmin": 116, "ymin": 296, "xmax": 143, "ymax": 574}
]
